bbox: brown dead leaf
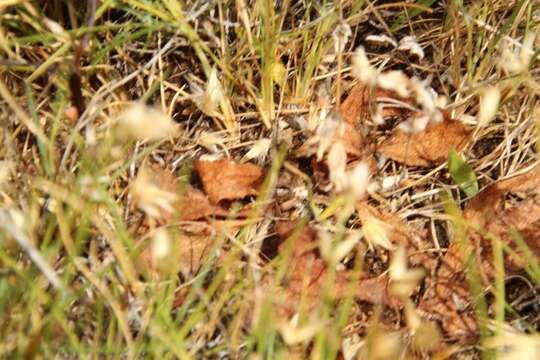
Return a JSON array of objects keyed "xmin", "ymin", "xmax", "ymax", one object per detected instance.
[
  {"xmin": 418, "ymin": 242, "xmax": 478, "ymax": 341},
  {"xmin": 419, "ymin": 165, "xmax": 540, "ymax": 340},
  {"xmin": 464, "ymin": 164, "xmax": 540, "ymax": 270},
  {"xmin": 340, "ymin": 83, "xmax": 370, "ymax": 125},
  {"xmin": 340, "ymin": 84, "xmax": 415, "ymax": 125},
  {"xmin": 356, "ymin": 202, "xmax": 435, "ymax": 270},
  {"xmin": 374, "ymin": 88, "xmax": 416, "ymax": 118},
  {"xmin": 335, "ymin": 122, "xmax": 364, "ymax": 159},
  {"xmin": 269, "ymin": 222, "xmax": 399, "ymax": 317},
  {"xmin": 179, "ymin": 186, "xmax": 231, "ymax": 221},
  {"xmin": 147, "ymin": 165, "xmax": 237, "ymax": 222},
  {"xmin": 378, "ymin": 116, "xmax": 470, "ymax": 167},
  {"xmin": 195, "ymin": 159, "xmax": 264, "ymax": 204},
  {"xmin": 295, "ymin": 119, "xmax": 365, "ymax": 160},
  {"xmin": 355, "ymin": 202, "xmax": 476, "ymax": 340},
  {"xmin": 138, "ymin": 220, "xmax": 241, "ymax": 280},
  {"xmin": 138, "ymin": 229, "xmax": 213, "ymax": 279}
]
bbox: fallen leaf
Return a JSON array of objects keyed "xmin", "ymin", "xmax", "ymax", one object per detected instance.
[
  {"xmin": 269, "ymin": 222, "xmax": 400, "ymax": 317},
  {"xmin": 138, "ymin": 220, "xmax": 241, "ymax": 280},
  {"xmin": 340, "ymin": 83, "xmax": 370, "ymax": 125},
  {"xmin": 374, "ymin": 88, "xmax": 416, "ymax": 118},
  {"xmin": 148, "ymin": 165, "xmax": 236, "ymax": 222},
  {"xmin": 178, "ymin": 186, "xmax": 231, "ymax": 221},
  {"xmin": 419, "ymin": 165, "xmax": 540, "ymax": 340},
  {"xmin": 355, "ymin": 203, "xmax": 474, "ymax": 340},
  {"xmin": 465, "ymin": 164, "xmax": 540, "ymax": 224},
  {"xmin": 378, "ymin": 115, "xmax": 470, "ymax": 167},
  {"xmin": 138, "ymin": 228, "xmax": 213, "ymax": 279},
  {"xmin": 296, "ymin": 119, "xmax": 364, "ymax": 160},
  {"xmin": 195, "ymin": 159, "xmax": 264, "ymax": 204},
  {"xmin": 335, "ymin": 122, "xmax": 364, "ymax": 159},
  {"xmin": 464, "ymin": 164, "xmax": 540, "ymax": 270},
  {"xmin": 340, "ymin": 83, "xmax": 415, "ymax": 126},
  {"xmin": 418, "ymin": 242, "xmax": 478, "ymax": 341}
]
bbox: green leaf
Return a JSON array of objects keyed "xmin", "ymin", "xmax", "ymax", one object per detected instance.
[
  {"xmin": 448, "ymin": 148, "xmax": 479, "ymax": 197},
  {"xmin": 390, "ymin": 0, "xmax": 438, "ymax": 31}
]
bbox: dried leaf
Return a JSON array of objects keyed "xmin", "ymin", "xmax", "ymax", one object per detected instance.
[
  {"xmin": 178, "ymin": 187, "xmax": 231, "ymax": 221},
  {"xmin": 340, "ymin": 83, "xmax": 370, "ymax": 125},
  {"xmin": 270, "ymin": 222, "xmax": 399, "ymax": 317},
  {"xmin": 138, "ymin": 228, "xmax": 213, "ymax": 279},
  {"xmin": 195, "ymin": 159, "xmax": 264, "ymax": 204},
  {"xmin": 138, "ymin": 220, "xmax": 241, "ymax": 280},
  {"xmin": 335, "ymin": 122, "xmax": 364, "ymax": 159},
  {"xmin": 339, "ymin": 84, "xmax": 415, "ymax": 126},
  {"xmin": 378, "ymin": 116, "xmax": 470, "ymax": 167},
  {"xmin": 148, "ymin": 165, "xmax": 232, "ymax": 222},
  {"xmin": 464, "ymin": 164, "xmax": 540, "ymax": 270},
  {"xmin": 419, "ymin": 165, "xmax": 540, "ymax": 340},
  {"xmin": 418, "ymin": 243, "xmax": 478, "ymax": 341},
  {"xmin": 374, "ymin": 88, "xmax": 415, "ymax": 118},
  {"xmin": 296, "ymin": 118, "xmax": 364, "ymax": 160}
]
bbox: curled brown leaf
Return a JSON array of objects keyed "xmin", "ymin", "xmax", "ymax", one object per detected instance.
[
  {"xmin": 195, "ymin": 159, "xmax": 264, "ymax": 204},
  {"xmin": 378, "ymin": 116, "xmax": 470, "ymax": 167},
  {"xmin": 269, "ymin": 222, "xmax": 400, "ymax": 317}
]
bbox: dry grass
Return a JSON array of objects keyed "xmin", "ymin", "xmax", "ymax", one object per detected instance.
[{"xmin": 1, "ymin": 0, "xmax": 539, "ymax": 359}]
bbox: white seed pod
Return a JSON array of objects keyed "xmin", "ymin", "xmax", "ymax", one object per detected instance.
[
  {"xmin": 362, "ymin": 215, "xmax": 393, "ymax": 250},
  {"xmin": 377, "ymin": 70, "xmax": 411, "ymax": 98},
  {"xmin": 352, "ymin": 47, "xmax": 378, "ymax": 86},
  {"xmin": 478, "ymin": 86, "xmax": 501, "ymax": 127},
  {"xmin": 398, "ymin": 35, "xmax": 424, "ymax": 60},
  {"xmin": 365, "ymin": 34, "xmax": 397, "ymax": 47},
  {"xmin": 348, "ymin": 161, "xmax": 370, "ymax": 199},
  {"xmin": 389, "ymin": 244, "xmax": 425, "ymax": 298},
  {"xmin": 151, "ymin": 227, "xmax": 171, "ymax": 260},
  {"xmin": 327, "ymin": 140, "xmax": 348, "ymax": 192},
  {"xmin": 131, "ymin": 168, "xmax": 177, "ymax": 219},
  {"xmin": 117, "ymin": 102, "xmax": 175, "ymax": 141},
  {"xmin": 242, "ymin": 138, "xmax": 271, "ymax": 163}
]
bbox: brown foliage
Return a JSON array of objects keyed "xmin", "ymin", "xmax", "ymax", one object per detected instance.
[
  {"xmin": 419, "ymin": 165, "xmax": 540, "ymax": 340},
  {"xmin": 179, "ymin": 187, "xmax": 231, "ymax": 221},
  {"xmin": 335, "ymin": 121, "xmax": 364, "ymax": 159},
  {"xmin": 270, "ymin": 222, "xmax": 399, "ymax": 317},
  {"xmin": 419, "ymin": 242, "xmax": 478, "ymax": 341},
  {"xmin": 139, "ymin": 228, "xmax": 214, "ymax": 278},
  {"xmin": 149, "ymin": 165, "xmax": 232, "ymax": 221},
  {"xmin": 339, "ymin": 83, "xmax": 415, "ymax": 125},
  {"xmin": 464, "ymin": 164, "xmax": 540, "ymax": 270},
  {"xmin": 378, "ymin": 116, "xmax": 470, "ymax": 167},
  {"xmin": 137, "ymin": 165, "xmax": 255, "ymax": 282},
  {"xmin": 195, "ymin": 159, "xmax": 264, "ymax": 204},
  {"xmin": 340, "ymin": 83, "xmax": 370, "ymax": 125}
]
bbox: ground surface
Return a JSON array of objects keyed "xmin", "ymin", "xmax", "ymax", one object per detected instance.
[{"xmin": 1, "ymin": 0, "xmax": 540, "ymax": 359}]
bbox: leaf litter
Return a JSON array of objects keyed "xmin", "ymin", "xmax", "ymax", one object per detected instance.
[
  {"xmin": 194, "ymin": 158, "xmax": 264, "ymax": 204},
  {"xmin": 378, "ymin": 113, "xmax": 470, "ymax": 167},
  {"xmin": 269, "ymin": 222, "xmax": 400, "ymax": 317},
  {"xmin": 136, "ymin": 161, "xmax": 264, "ymax": 281},
  {"xmin": 420, "ymin": 164, "xmax": 540, "ymax": 340},
  {"xmin": 4, "ymin": 2, "xmax": 540, "ymax": 358},
  {"xmin": 135, "ymin": 61, "xmax": 539, "ymax": 353}
]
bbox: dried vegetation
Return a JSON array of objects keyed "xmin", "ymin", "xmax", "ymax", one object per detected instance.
[{"xmin": 1, "ymin": 0, "xmax": 540, "ymax": 359}]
